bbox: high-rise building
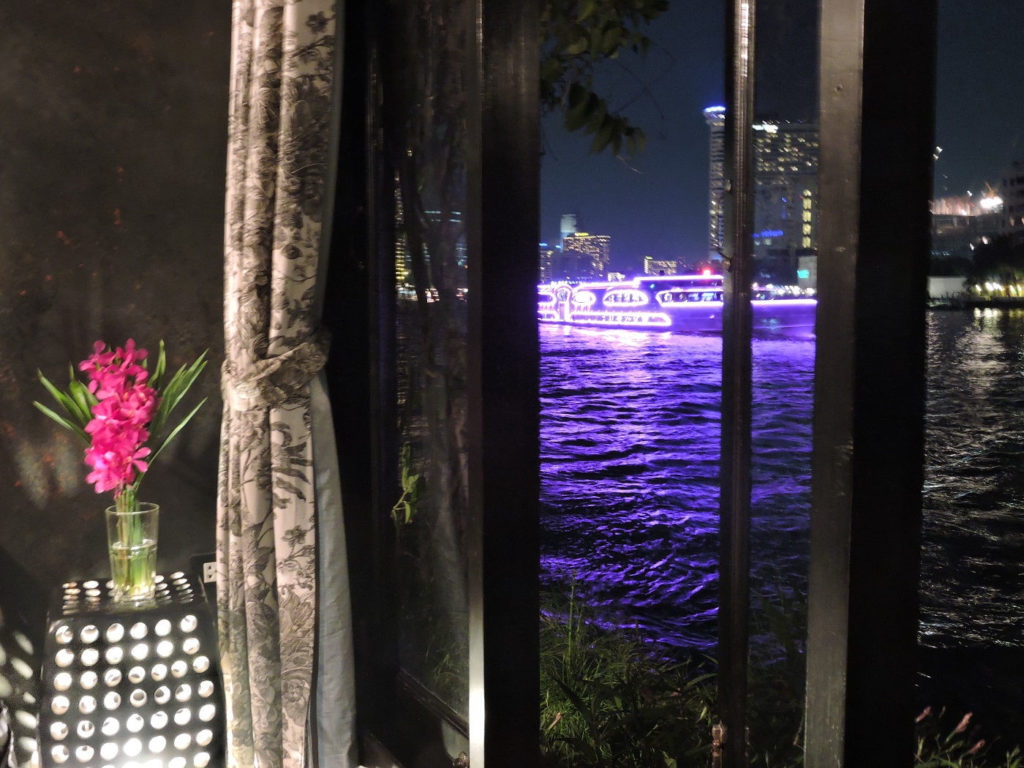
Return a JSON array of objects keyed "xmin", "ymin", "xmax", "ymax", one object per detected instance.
[
  {"xmin": 752, "ymin": 120, "xmax": 819, "ymax": 266},
  {"xmin": 394, "ymin": 172, "xmax": 409, "ymax": 287},
  {"xmin": 704, "ymin": 109, "xmax": 819, "ymax": 283},
  {"xmin": 1002, "ymin": 160, "xmax": 1024, "ymax": 245},
  {"xmin": 560, "ymin": 213, "xmax": 578, "ymax": 244},
  {"xmin": 703, "ymin": 106, "xmax": 726, "ymax": 258},
  {"xmin": 539, "ymin": 242, "xmax": 555, "ymax": 282},
  {"xmin": 643, "ymin": 255, "xmax": 680, "ymax": 275},
  {"xmin": 394, "ymin": 188, "xmax": 468, "ymax": 289},
  {"xmin": 558, "ymin": 232, "xmax": 611, "ymax": 280}
]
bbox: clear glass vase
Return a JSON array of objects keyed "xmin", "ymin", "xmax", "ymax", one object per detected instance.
[{"xmin": 105, "ymin": 501, "xmax": 159, "ymax": 603}]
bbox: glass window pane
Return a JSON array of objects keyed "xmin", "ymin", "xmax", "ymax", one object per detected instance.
[
  {"xmin": 746, "ymin": 1, "xmax": 818, "ymax": 761},
  {"xmin": 539, "ymin": 1, "xmax": 817, "ymax": 762},
  {"xmin": 539, "ymin": 0, "xmax": 727, "ymax": 640},
  {"xmin": 382, "ymin": 0, "xmax": 473, "ymax": 720}
]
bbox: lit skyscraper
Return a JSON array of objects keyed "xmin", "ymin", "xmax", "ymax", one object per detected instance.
[
  {"xmin": 394, "ymin": 172, "xmax": 409, "ymax": 286},
  {"xmin": 558, "ymin": 232, "xmax": 611, "ymax": 280},
  {"xmin": 643, "ymin": 255, "xmax": 680, "ymax": 275},
  {"xmin": 394, "ymin": 179, "xmax": 468, "ymax": 288},
  {"xmin": 539, "ymin": 242, "xmax": 555, "ymax": 282},
  {"xmin": 752, "ymin": 120, "xmax": 819, "ymax": 264},
  {"xmin": 704, "ymin": 108, "xmax": 819, "ymax": 283},
  {"xmin": 703, "ymin": 106, "xmax": 726, "ymax": 258}
]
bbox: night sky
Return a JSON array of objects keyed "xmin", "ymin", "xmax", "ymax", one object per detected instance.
[{"xmin": 540, "ymin": 0, "xmax": 1024, "ymax": 272}]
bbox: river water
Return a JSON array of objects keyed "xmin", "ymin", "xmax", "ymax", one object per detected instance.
[{"xmin": 539, "ymin": 309, "xmax": 1024, "ymax": 656}]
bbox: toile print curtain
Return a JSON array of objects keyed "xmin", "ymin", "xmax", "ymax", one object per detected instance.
[{"xmin": 216, "ymin": 1, "xmax": 355, "ymax": 767}]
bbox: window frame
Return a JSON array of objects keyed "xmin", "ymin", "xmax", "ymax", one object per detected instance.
[{"xmin": 327, "ymin": 0, "xmax": 540, "ymax": 765}]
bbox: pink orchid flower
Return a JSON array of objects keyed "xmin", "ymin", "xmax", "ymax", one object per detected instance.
[{"xmin": 79, "ymin": 340, "xmax": 160, "ymax": 498}]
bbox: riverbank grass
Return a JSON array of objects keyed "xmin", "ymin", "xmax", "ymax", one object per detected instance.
[
  {"xmin": 539, "ymin": 583, "xmax": 714, "ymax": 767},
  {"xmin": 539, "ymin": 584, "xmax": 1024, "ymax": 767}
]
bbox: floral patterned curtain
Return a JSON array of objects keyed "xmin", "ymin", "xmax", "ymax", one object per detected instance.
[{"xmin": 217, "ymin": 1, "xmax": 354, "ymax": 767}]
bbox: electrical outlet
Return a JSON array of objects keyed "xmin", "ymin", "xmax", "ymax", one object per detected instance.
[{"xmin": 202, "ymin": 561, "xmax": 216, "ymax": 584}]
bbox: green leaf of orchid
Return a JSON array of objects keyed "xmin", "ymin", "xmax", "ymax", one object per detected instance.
[
  {"xmin": 151, "ymin": 350, "xmax": 207, "ymax": 437},
  {"xmin": 151, "ymin": 340, "xmax": 167, "ymax": 388},
  {"xmin": 63, "ymin": 364, "xmax": 95, "ymax": 425},
  {"xmin": 67, "ymin": 378, "xmax": 97, "ymax": 423},
  {"xmin": 148, "ymin": 397, "xmax": 207, "ymax": 466},
  {"xmin": 38, "ymin": 370, "xmax": 90, "ymax": 430},
  {"xmin": 32, "ymin": 401, "xmax": 89, "ymax": 443}
]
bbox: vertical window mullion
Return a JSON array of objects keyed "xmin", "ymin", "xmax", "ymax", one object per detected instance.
[
  {"xmin": 467, "ymin": 0, "xmax": 541, "ymax": 765},
  {"xmin": 719, "ymin": 0, "xmax": 757, "ymax": 765},
  {"xmin": 806, "ymin": 0, "xmax": 935, "ymax": 763}
]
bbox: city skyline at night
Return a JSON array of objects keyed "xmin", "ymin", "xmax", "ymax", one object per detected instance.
[{"xmin": 541, "ymin": 0, "xmax": 1024, "ymax": 273}]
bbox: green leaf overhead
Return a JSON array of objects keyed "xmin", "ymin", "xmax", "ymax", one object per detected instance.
[{"xmin": 541, "ymin": 0, "xmax": 669, "ymax": 157}]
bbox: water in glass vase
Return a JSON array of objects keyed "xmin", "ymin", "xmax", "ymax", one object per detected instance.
[
  {"xmin": 109, "ymin": 539, "xmax": 158, "ymax": 601},
  {"xmin": 105, "ymin": 502, "xmax": 159, "ymax": 603}
]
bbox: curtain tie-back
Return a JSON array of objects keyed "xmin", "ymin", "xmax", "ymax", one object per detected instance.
[{"xmin": 222, "ymin": 330, "xmax": 330, "ymax": 411}]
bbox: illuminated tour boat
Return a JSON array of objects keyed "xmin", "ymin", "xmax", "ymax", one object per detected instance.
[{"xmin": 537, "ymin": 274, "xmax": 817, "ymax": 334}]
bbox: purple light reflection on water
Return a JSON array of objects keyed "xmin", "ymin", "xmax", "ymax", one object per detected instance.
[
  {"xmin": 541, "ymin": 308, "xmax": 1024, "ymax": 742},
  {"xmin": 539, "ymin": 324, "xmax": 815, "ymax": 651}
]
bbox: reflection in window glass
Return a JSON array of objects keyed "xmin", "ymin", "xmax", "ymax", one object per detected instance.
[{"xmin": 382, "ymin": 0, "xmax": 473, "ymax": 718}]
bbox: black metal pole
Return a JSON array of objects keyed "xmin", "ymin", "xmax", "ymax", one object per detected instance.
[
  {"xmin": 805, "ymin": 0, "xmax": 935, "ymax": 763},
  {"xmin": 719, "ymin": 0, "xmax": 756, "ymax": 765}
]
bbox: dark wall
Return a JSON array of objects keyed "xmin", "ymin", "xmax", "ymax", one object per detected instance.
[{"xmin": 0, "ymin": 1, "xmax": 230, "ymax": 633}]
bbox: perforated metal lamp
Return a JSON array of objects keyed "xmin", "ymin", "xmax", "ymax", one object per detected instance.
[{"xmin": 38, "ymin": 572, "xmax": 223, "ymax": 768}]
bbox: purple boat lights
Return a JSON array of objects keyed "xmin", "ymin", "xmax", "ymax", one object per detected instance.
[{"xmin": 538, "ymin": 274, "xmax": 817, "ymax": 334}]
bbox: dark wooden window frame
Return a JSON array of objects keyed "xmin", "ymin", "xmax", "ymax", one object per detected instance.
[{"xmin": 326, "ymin": 1, "xmax": 540, "ymax": 766}]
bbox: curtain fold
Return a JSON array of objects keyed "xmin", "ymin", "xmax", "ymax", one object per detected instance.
[{"xmin": 217, "ymin": 1, "xmax": 354, "ymax": 766}]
